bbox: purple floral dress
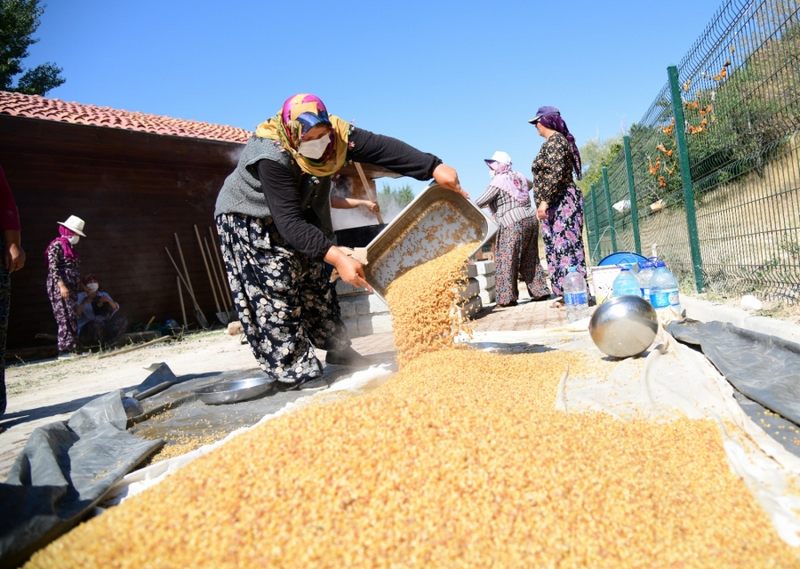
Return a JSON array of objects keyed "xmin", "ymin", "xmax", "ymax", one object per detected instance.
[
  {"xmin": 46, "ymin": 240, "xmax": 80, "ymax": 353},
  {"xmin": 532, "ymin": 133, "xmax": 588, "ymax": 296}
]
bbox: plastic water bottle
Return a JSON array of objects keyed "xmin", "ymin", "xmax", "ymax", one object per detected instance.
[
  {"xmin": 563, "ymin": 266, "xmax": 589, "ymax": 322},
  {"xmin": 611, "ymin": 266, "xmax": 641, "ymax": 298},
  {"xmin": 637, "ymin": 261, "xmax": 655, "ymax": 301},
  {"xmin": 649, "ymin": 260, "xmax": 680, "ymax": 313}
]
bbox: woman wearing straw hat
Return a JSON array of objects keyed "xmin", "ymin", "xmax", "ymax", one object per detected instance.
[{"xmin": 45, "ymin": 215, "xmax": 86, "ymax": 359}]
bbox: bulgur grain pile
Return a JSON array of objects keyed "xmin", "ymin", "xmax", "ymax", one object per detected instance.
[
  {"xmin": 143, "ymin": 433, "xmax": 225, "ymax": 465},
  {"xmin": 26, "ymin": 349, "xmax": 798, "ymax": 568},
  {"xmin": 25, "ymin": 245, "xmax": 799, "ymax": 568},
  {"xmin": 385, "ymin": 243, "xmax": 476, "ymax": 366}
]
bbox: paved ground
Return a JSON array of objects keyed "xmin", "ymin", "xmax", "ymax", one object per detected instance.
[{"xmin": 0, "ymin": 289, "xmax": 565, "ymax": 480}]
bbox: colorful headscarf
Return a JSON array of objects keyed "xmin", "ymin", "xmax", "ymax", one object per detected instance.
[
  {"xmin": 489, "ymin": 161, "xmax": 531, "ymax": 204},
  {"xmin": 47, "ymin": 225, "xmax": 78, "ymax": 261},
  {"xmin": 532, "ymin": 107, "xmax": 583, "ymax": 180},
  {"xmin": 255, "ymin": 93, "xmax": 351, "ymax": 177}
]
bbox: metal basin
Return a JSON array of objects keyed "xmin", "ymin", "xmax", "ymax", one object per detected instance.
[
  {"xmin": 589, "ymin": 295, "xmax": 658, "ymax": 358},
  {"xmin": 195, "ymin": 376, "xmax": 273, "ymax": 405},
  {"xmin": 364, "ymin": 184, "xmax": 497, "ymax": 298}
]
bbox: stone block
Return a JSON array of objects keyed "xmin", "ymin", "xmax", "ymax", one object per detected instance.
[{"xmin": 467, "ymin": 261, "xmax": 496, "ymax": 276}]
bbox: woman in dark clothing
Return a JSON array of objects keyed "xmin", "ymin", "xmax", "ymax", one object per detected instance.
[
  {"xmin": 0, "ymin": 166, "xmax": 25, "ymax": 416},
  {"xmin": 45, "ymin": 215, "xmax": 86, "ymax": 359},
  {"xmin": 214, "ymin": 93, "xmax": 464, "ymax": 390},
  {"xmin": 475, "ymin": 151, "xmax": 549, "ymax": 307},
  {"xmin": 529, "ymin": 106, "xmax": 588, "ymax": 299}
]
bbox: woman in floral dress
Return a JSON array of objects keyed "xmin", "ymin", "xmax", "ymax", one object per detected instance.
[
  {"xmin": 529, "ymin": 106, "xmax": 588, "ymax": 299},
  {"xmin": 214, "ymin": 94, "xmax": 464, "ymax": 390},
  {"xmin": 45, "ymin": 215, "xmax": 86, "ymax": 358}
]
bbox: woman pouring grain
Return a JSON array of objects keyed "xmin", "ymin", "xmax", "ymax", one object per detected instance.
[{"xmin": 214, "ymin": 93, "xmax": 464, "ymax": 390}]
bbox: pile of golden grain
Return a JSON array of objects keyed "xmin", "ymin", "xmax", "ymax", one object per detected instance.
[
  {"xmin": 26, "ymin": 245, "xmax": 798, "ymax": 568},
  {"xmin": 385, "ymin": 243, "xmax": 475, "ymax": 366}
]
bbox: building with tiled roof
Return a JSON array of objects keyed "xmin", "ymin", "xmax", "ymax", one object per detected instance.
[
  {"xmin": 0, "ymin": 90, "xmax": 252, "ymax": 355},
  {"xmin": 0, "ymin": 91, "xmax": 394, "ymax": 355},
  {"xmin": 0, "ymin": 90, "xmax": 251, "ymax": 143}
]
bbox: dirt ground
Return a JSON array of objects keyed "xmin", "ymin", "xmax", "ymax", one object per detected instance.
[{"xmin": 0, "ymin": 330, "xmax": 257, "ymax": 477}]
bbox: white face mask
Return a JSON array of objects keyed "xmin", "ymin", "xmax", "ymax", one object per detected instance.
[
  {"xmin": 68, "ymin": 235, "xmax": 80, "ymax": 245},
  {"xmin": 297, "ymin": 134, "xmax": 331, "ymax": 159},
  {"xmin": 86, "ymin": 283, "xmax": 99, "ymax": 293}
]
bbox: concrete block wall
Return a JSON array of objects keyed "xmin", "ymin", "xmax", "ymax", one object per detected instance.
[
  {"xmin": 336, "ymin": 281, "xmax": 392, "ymax": 338},
  {"xmin": 468, "ymin": 261, "xmax": 496, "ymax": 307}
]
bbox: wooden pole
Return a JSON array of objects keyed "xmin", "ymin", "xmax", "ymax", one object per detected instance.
[
  {"xmin": 165, "ymin": 246, "xmax": 209, "ymax": 328},
  {"xmin": 354, "ymin": 162, "xmax": 384, "ymax": 225},
  {"xmin": 204, "ymin": 235, "xmax": 230, "ymax": 311},
  {"xmin": 174, "ymin": 233, "xmax": 196, "ymax": 298},
  {"xmin": 208, "ymin": 226, "xmax": 233, "ymax": 303},
  {"xmin": 194, "ymin": 225, "xmax": 221, "ymax": 313},
  {"xmin": 177, "ymin": 276, "xmax": 187, "ymax": 329}
]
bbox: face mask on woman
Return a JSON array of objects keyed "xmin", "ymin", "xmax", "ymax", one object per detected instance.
[
  {"xmin": 297, "ymin": 134, "xmax": 331, "ymax": 159},
  {"xmin": 68, "ymin": 235, "xmax": 80, "ymax": 245},
  {"xmin": 86, "ymin": 283, "xmax": 99, "ymax": 293}
]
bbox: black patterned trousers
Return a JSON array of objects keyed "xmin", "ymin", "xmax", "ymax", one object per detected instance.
[{"xmin": 215, "ymin": 213, "xmax": 350, "ymax": 385}]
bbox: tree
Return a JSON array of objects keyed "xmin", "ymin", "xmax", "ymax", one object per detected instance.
[
  {"xmin": 378, "ymin": 183, "xmax": 414, "ymax": 215},
  {"xmin": 1, "ymin": 0, "xmax": 64, "ymax": 95},
  {"xmin": 577, "ymin": 136, "xmax": 623, "ymax": 196}
]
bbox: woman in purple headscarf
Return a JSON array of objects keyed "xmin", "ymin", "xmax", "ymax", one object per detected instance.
[
  {"xmin": 45, "ymin": 215, "xmax": 86, "ymax": 359},
  {"xmin": 529, "ymin": 106, "xmax": 588, "ymax": 301},
  {"xmin": 475, "ymin": 151, "xmax": 550, "ymax": 307}
]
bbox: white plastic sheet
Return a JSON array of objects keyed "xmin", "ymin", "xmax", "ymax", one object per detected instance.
[{"xmin": 467, "ymin": 327, "xmax": 800, "ymax": 546}]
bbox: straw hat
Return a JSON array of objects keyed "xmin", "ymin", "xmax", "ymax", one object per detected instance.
[{"xmin": 57, "ymin": 215, "xmax": 86, "ymax": 237}]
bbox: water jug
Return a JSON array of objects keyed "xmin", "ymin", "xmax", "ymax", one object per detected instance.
[
  {"xmin": 611, "ymin": 266, "xmax": 641, "ymax": 298},
  {"xmin": 649, "ymin": 261, "xmax": 680, "ymax": 312},
  {"xmin": 563, "ymin": 266, "xmax": 589, "ymax": 322},
  {"xmin": 637, "ymin": 261, "xmax": 655, "ymax": 301}
]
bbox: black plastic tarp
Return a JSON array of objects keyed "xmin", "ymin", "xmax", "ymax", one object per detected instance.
[
  {"xmin": 668, "ymin": 319, "xmax": 800, "ymax": 454},
  {"xmin": 0, "ymin": 360, "xmax": 367, "ymax": 568},
  {"xmin": 0, "ymin": 390, "xmax": 161, "ymax": 569}
]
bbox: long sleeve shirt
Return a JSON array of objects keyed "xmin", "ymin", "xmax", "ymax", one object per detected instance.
[
  {"xmin": 474, "ymin": 182, "xmax": 534, "ymax": 228},
  {"xmin": 531, "ymin": 132, "xmax": 576, "ymax": 207},
  {"xmin": 257, "ymin": 127, "xmax": 442, "ymax": 258}
]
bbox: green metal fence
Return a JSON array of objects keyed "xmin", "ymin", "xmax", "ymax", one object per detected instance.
[{"xmin": 585, "ymin": 0, "xmax": 800, "ymax": 303}]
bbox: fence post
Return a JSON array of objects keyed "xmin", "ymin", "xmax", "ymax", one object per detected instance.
[
  {"xmin": 667, "ymin": 65, "xmax": 705, "ymax": 292},
  {"xmin": 585, "ymin": 191, "xmax": 595, "ymax": 263},
  {"xmin": 602, "ymin": 167, "xmax": 618, "ymax": 252},
  {"xmin": 623, "ymin": 135, "xmax": 642, "ymax": 255},
  {"xmin": 591, "ymin": 183, "xmax": 602, "ymax": 263}
]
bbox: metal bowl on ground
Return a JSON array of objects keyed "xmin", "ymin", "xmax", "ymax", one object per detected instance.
[
  {"xmin": 589, "ymin": 295, "xmax": 658, "ymax": 358},
  {"xmin": 195, "ymin": 376, "xmax": 274, "ymax": 405}
]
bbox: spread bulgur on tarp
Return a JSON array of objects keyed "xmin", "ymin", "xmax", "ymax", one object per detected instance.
[{"xmin": 25, "ymin": 244, "xmax": 800, "ymax": 568}]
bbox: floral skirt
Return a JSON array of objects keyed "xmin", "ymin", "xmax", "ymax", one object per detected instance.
[
  {"xmin": 494, "ymin": 216, "xmax": 550, "ymax": 305},
  {"xmin": 540, "ymin": 186, "xmax": 588, "ymax": 296},
  {"xmin": 215, "ymin": 213, "xmax": 350, "ymax": 385}
]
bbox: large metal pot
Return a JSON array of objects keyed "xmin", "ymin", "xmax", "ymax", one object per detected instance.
[{"xmin": 589, "ymin": 295, "xmax": 658, "ymax": 358}]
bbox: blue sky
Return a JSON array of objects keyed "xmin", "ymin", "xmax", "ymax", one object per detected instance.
[{"xmin": 27, "ymin": 0, "xmax": 721, "ymax": 199}]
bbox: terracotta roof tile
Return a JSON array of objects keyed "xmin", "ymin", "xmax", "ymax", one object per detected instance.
[{"xmin": 0, "ymin": 90, "xmax": 251, "ymax": 144}]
